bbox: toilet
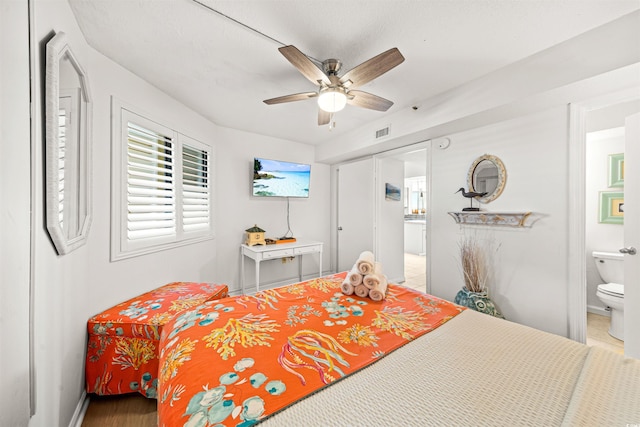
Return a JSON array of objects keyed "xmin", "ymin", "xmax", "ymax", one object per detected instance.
[{"xmin": 592, "ymin": 251, "xmax": 624, "ymax": 341}]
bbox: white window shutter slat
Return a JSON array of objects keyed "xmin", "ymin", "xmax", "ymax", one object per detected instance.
[{"xmin": 126, "ymin": 122, "xmax": 176, "ymax": 241}]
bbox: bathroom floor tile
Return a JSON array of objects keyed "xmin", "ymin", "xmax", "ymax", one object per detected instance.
[
  {"xmin": 403, "ymin": 252, "xmax": 426, "ymax": 292},
  {"xmin": 587, "ymin": 312, "xmax": 624, "ymax": 354}
]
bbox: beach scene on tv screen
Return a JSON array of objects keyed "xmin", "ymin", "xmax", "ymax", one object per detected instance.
[{"xmin": 253, "ymin": 158, "xmax": 311, "ymax": 197}]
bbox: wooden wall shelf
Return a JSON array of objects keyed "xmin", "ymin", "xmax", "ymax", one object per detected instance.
[{"xmin": 448, "ymin": 211, "xmax": 534, "ymax": 227}]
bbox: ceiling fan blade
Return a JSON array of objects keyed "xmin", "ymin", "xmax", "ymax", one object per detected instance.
[
  {"xmin": 318, "ymin": 109, "xmax": 330, "ymax": 126},
  {"xmin": 279, "ymin": 45, "xmax": 330, "ymax": 86},
  {"xmin": 263, "ymin": 92, "xmax": 318, "ymax": 105},
  {"xmin": 347, "ymin": 90, "xmax": 394, "ymax": 112},
  {"xmin": 340, "ymin": 48, "xmax": 405, "ymax": 89}
]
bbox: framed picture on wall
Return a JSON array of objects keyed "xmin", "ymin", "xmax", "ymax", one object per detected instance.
[
  {"xmin": 608, "ymin": 153, "xmax": 624, "ymax": 187},
  {"xmin": 599, "ymin": 191, "xmax": 624, "ymax": 224},
  {"xmin": 385, "ymin": 183, "xmax": 401, "ymax": 201}
]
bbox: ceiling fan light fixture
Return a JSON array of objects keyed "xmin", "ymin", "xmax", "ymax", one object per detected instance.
[
  {"xmin": 317, "ymin": 88, "xmax": 347, "ymax": 113},
  {"xmin": 264, "ymin": 45, "xmax": 404, "ymax": 125}
]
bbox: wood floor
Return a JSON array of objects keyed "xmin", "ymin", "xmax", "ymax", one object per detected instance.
[
  {"xmin": 81, "ymin": 261, "xmax": 622, "ymax": 426},
  {"xmin": 81, "ymin": 394, "xmax": 156, "ymax": 427}
]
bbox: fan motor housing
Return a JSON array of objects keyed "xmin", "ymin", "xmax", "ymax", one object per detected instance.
[{"xmin": 322, "ymin": 59, "xmax": 342, "ymax": 75}]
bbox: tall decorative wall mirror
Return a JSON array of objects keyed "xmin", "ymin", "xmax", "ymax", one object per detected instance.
[
  {"xmin": 45, "ymin": 32, "xmax": 92, "ymax": 255},
  {"xmin": 467, "ymin": 154, "xmax": 506, "ymax": 204}
]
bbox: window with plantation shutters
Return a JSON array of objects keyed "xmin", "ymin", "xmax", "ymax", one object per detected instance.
[
  {"xmin": 182, "ymin": 140, "xmax": 210, "ymax": 233},
  {"xmin": 112, "ymin": 104, "xmax": 214, "ymax": 260},
  {"xmin": 127, "ymin": 123, "xmax": 176, "ymax": 240}
]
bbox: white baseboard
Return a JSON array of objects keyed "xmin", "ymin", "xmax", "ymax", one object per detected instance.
[
  {"xmin": 69, "ymin": 391, "xmax": 89, "ymax": 427},
  {"xmin": 587, "ymin": 304, "xmax": 611, "ymax": 317}
]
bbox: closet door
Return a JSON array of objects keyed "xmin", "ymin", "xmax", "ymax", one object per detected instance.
[{"xmin": 337, "ymin": 158, "xmax": 374, "ymax": 272}]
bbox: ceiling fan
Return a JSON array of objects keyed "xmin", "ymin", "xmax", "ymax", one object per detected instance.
[{"xmin": 263, "ymin": 45, "xmax": 405, "ymax": 126}]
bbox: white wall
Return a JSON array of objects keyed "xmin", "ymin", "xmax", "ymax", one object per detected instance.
[
  {"xmin": 30, "ymin": 1, "xmax": 330, "ymax": 426},
  {"xmin": 0, "ymin": 1, "xmax": 32, "ymax": 426},
  {"xmin": 215, "ymin": 126, "xmax": 331, "ymax": 290},
  {"xmin": 429, "ymin": 106, "xmax": 570, "ymax": 336},
  {"xmin": 376, "ymin": 158, "xmax": 405, "ymax": 282},
  {"xmin": 585, "ymin": 128, "xmax": 625, "ymax": 312}
]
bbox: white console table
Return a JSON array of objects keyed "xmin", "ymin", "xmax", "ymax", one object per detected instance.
[{"xmin": 240, "ymin": 240, "xmax": 323, "ymax": 294}]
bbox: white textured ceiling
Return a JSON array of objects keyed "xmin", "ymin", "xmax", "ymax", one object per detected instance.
[{"xmin": 68, "ymin": 0, "xmax": 640, "ymax": 146}]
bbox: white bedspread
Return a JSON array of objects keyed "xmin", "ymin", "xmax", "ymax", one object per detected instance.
[{"xmin": 260, "ymin": 309, "xmax": 640, "ymax": 426}]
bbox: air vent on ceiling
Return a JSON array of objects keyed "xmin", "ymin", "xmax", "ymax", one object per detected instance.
[{"xmin": 375, "ymin": 126, "xmax": 390, "ymax": 139}]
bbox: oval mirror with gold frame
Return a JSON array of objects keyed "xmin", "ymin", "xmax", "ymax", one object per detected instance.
[{"xmin": 467, "ymin": 154, "xmax": 506, "ymax": 204}]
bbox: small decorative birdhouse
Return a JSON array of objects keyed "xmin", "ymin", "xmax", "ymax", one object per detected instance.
[{"xmin": 245, "ymin": 224, "xmax": 266, "ymax": 246}]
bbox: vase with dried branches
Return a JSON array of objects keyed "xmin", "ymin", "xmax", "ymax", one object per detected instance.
[{"xmin": 454, "ymin": 236, "xmax": 504, "ymax": 318}]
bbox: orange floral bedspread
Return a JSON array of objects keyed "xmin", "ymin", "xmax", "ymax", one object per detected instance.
[
  {"xmin": 86, "ymin": 282, "xmax": 228, "ymax": 397},
  {"xmin": 158, "ymin": 272, "xmax": 464, "ymax": 426}
]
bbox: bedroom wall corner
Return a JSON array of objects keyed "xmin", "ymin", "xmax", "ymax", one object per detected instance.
[{"xmin": 214, "ymin": 126, "xmax": 331, "ymax": 294}]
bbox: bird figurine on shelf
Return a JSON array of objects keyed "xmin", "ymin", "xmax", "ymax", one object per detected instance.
[{"xmin": 455, "ymin": 187, "xmax": 488, "ymax": 211}]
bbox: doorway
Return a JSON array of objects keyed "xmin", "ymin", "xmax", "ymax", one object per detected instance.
[
  {"xmin": 374, "ymin": 144, "xmax": 429, "ymax": 292},
  {"xmin": 584, "ymin": 126, "xmax": 626, "ymax": 354},
  {"xmin": 334, "ymin": 143, "xmax": 430, "ymax": 292},
  {"xmin": 585, "ymin": 101, "xmax": 640, "ymax": 355},
  {"xmin": 569, "ymin": 89, "xmax": 640, "ymax": 359}
]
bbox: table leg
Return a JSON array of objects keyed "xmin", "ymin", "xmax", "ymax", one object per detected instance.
[
  {"xmin": 298, "ymin": 255, "xmax": 303, "ymax": 282},
  {"xmin": 319, "ymin": 248, "xmax": 323, "ymax": 278},
  {"xmin": 255, "ymin": 259, "xmax": 260, "ymax": 294},
  {"xmin": 240, "ymin": 247, "xmax": 245, "ymax": 295}
]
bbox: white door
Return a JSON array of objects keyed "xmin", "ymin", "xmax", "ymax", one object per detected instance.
[
  {"xmin": 337, "ymin": 158, "xmax": 374, "ymax": 272},
  {"xmin": 624, "ymin": 113, "xmax": 640, "ymax": 358}
]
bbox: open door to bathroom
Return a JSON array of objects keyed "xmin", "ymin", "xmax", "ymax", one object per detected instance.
[{"xmin": 623, "ymin": 113, "xmax": 640, "ymax": 359}]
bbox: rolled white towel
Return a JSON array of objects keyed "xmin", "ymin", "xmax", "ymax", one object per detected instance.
[
  {"xmin": 369, "ymin": 275, "xmax": 388, "ymax": 302},
  {"xmin": 341, "ymin": 280, "xmax": 355, "ymax": 296},
  {"xmin": 354, "ymin": 284, "xmax": 369, "ymax": 298},
  {"xmin": 356, "ymin": 251, "xmax": 375, "ymax": 275},
  {"xmin": 348, "ymin": 265, "xmax": 363, "ymax": 286},
  {"xmin": 363, "ymin": 262, "xmax": 384, "ymax": 289}
]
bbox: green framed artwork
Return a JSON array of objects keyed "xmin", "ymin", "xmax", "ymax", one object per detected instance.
[
  {"xmin": 599, "ymin": 191, "xmax": 624, "ymax": 224},
  {"xmin": 608, "ymin": 153, "xmax": 624, "ymax": 187}
]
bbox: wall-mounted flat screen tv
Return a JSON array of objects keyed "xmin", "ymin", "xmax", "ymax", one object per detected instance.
[{"xmin": 253, "ymin": 157, "xmax": 311, "ymax": 198}]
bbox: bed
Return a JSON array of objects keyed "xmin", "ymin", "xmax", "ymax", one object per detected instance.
[
  {"xmin": 85, "ymin": 281, "xmax": 228, "ymax": 397},
  {"xmin": 157, "ymin": 272, "xmax": 640, "ymax": 426}
]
